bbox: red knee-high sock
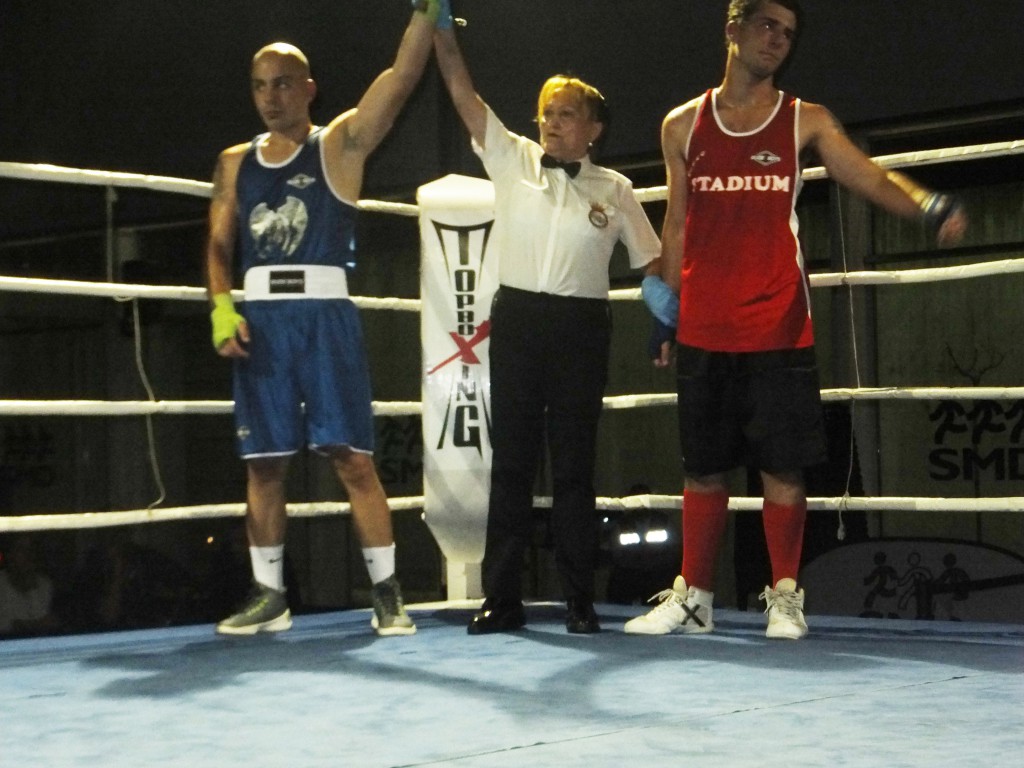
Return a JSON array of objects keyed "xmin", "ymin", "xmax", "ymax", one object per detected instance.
[
  {"xmin": 762, "ymin": 499, "xmax": 807, "ymax": 586},
  {"xmin": 681, "ymin": 488, "xmax": 730, "ymax": 591}
]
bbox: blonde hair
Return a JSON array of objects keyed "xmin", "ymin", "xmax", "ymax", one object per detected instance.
[{"xmin": 536, "ymin": 75, "xmax": 609, "ymax": 127}]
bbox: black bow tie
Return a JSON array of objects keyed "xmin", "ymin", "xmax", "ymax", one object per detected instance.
[{"xmin": 540, "ymin": 154, "xmax": 581, "ymax": 178}]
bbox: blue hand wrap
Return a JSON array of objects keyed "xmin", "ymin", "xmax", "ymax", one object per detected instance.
[
  {"xmin": 436, "ymin": 0, "xmax": 453, "ymax": 29},
  {"xmin": 920, "ymin": 192, "xmax": 963, "ymax": 235},
  {"xmin": 648, "ymin": 319, "xmax": 676, "ymax": 361},
  {"xmin": 641, "ymin": 274, "xmax": 679, "ymax": 328}
]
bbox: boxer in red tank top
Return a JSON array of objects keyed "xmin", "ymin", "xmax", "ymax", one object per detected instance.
[
  {"xmin": 627, "ymin": 0, "xmax": 967, "ymax": 640},
  {"xmin": 679, "ymin": 89, "xmax": 812, "ymax": 352}
]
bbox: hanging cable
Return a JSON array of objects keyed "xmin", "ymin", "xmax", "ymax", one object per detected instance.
[
  {"xmin": 111, "ymin": 295, "xmax": 167, "ymax": 510},
  {"xmin": 833, "ymin": 184, "xmax": 863, "ymax": 542}
]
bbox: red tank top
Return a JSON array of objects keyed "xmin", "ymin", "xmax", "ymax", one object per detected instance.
[{"xmin": 676, "ymin": 90, "xmax": 812, "ymax": 352}]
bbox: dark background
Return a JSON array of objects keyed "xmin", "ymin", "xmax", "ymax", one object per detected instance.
[
  {"xmin": 2, "ymin": 2, "xmax": 1024, "ymax": 632},
  {"xmin": 3, "ymin": 0, "xmax": 1024, "ymax": 242}
]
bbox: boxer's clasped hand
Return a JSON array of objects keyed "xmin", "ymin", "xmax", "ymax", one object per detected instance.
[{"xmin": 412, "ymin": 0, "xmax": 446, "ymax": 26}]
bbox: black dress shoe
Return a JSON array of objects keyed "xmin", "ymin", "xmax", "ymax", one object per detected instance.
[
  {"xmin": 565, "ymin": 599, "xmax": 601, "ymax": 634},
  {"xmin": 467, "ymin": 599, "xmax": 526, "ymax": 635}
]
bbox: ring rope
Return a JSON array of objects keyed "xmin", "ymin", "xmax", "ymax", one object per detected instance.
[
  {"xmin": 0, "ymin": 276, "xmax": 422, "ymax": 311},
  {"xmin": 5, "ymin": 257, "xmax": 1023, "ymax": 306},
  {"xmin": 3, "ymin": 494, "xmax": 1022, "ymax": 534},
  {"xmin": 0, "ymin": 161, "xmax": 418, "ymax": 217},
  {"xmin": 600, "ymin": 387, "xmax": 1024, "ymax": 410},
  {"xmin": 4, "ymin": 138, "xmax": 1022, "ymax": 207},
  {"xmin": 0, "ymin": 497, "xmax": 427, "ymax": 533},
  {"xmin": 2, "ymin": 386, "xmax": 1024, "ymax": 417},
  {"xmin": 631, "ymin": 138, "xmax": 1024, "ymax": 203},
  {"xmin": 0, "ymin": 400, "xmax": 423, "ymax": 416},
  {"xmin": 2, "ymin": 140, "xmax": 1022, "ymax": 533},
  {"xmin": 592, "ymin": 495, "xmax": 1024, "ymax": 513}
]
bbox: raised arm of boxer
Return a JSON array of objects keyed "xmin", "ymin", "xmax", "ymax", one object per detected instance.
[{"xmin": 321, "ymin": 0, "xmax": 442, "ymax": 202}]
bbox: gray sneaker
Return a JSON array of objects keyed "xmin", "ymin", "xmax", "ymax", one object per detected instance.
[
  {"xmin": 370, "ymin": 575, "xmax": 416, "ymax": 636},
  {"xmin": 216, "ymin": 582, "xmax": 292, "ymax": 635}
]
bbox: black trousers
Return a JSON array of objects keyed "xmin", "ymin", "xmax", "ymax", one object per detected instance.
[{"xmin": 482, "ymin": 286, "xmax": 612, "ymax": 603}]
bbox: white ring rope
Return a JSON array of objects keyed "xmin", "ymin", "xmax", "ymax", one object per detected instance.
[
  {"xmin": 600, "ymin": 388, "xmax": 1024, "ymax": 410},
  {"xmin": 807, "ymin": 259, "xmax": 1024, "ymax": 287},
  {"xmin": 4, "ymin": 493, "xmax": 1021, "ymax": 533},
  {"xmin": 0, "ymin": 400, "xmax": 423, "ymax": 416},
  {"xmin": 799, "ymin": 140, "xmax": 1024, "ymax": 181},
  {"xmin": 607, "ymin": 256, "xmax": 1024, "ymax": 297},
  {"xmin": 0, "ymin": 161, "xmax": 418, "ymax": 216},
  {"xmin": 0, "ymin": 162, "xmax": 214, "ymax": 197},
  {"xmin": 590, "ymin": 495, "xmax": 1024, "ymax": 514},
  {"xmin": 3, "ymin": 386, "xmax": 1024, "ymax": 418},
  {"xmin": 4, "ymin": 254, "xmax": 1024, "ymax": 306},
  {"xmin": 631, "ymin": 138, "xmax": 1024, "ymax": 203},
  {"xmin": 0, "ymin": 497, "xmax": 427, "ymax": 533},
  {"xmin": 0, "ymin": 275, "xmax": 422, "ymax": 311},
  {"xmin": 1, "ymin": 139, "xmax": 1022, "ymax": 532},
  {"xmin": 4, "ymin": 138, "xmax": 1022, "ymax": 208}
]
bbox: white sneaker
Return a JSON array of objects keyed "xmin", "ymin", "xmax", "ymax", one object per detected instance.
[
  {"xmin": 761, "ymin": 577, "xmax": 808, "ymax": 640},
  {"xmin": 623, "ymin": 575, "xmax": 714, "ymax": 635}
]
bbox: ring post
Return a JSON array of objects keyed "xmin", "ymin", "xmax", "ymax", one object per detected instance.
[{"xmin": 418, "ymin": 174, "xmax": 498, "ymax": 600}]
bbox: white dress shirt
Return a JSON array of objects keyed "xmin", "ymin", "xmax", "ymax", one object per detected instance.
[{"xmin": 473, "ymin": 107, "xmax": 660, "ymax": 298}]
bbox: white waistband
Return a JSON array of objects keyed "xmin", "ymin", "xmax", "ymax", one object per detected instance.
[{"xmin": 244, "ymin": 265, "xmax": 349, "ymax": 301}]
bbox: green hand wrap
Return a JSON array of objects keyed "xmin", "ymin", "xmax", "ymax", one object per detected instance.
[
  {"xmin": 412, "ymin": 0, "xmax": 441, "ymax": 24},
  {"xmin": 210, "ymin": 293, "xmax": 244, "ymax": 350}
]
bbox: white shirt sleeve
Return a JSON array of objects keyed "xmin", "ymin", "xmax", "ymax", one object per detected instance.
[
  {"xmin": 471, "ymin": 107, "xmax": 524, "ymax": 184},
  {"xmin": 618, "ymin": 180, "xmax": 662, "ymax": 269}
]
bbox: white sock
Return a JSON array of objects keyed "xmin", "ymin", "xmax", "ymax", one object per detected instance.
[
  {"xmin": 691, "ymin": 587, "xmax": 714, "ymax": 607},
  {"xmin": 363, "ymin": 544, "xmax": 396, "ymax": 585},
  {"xmin": 250, "ymin": 545, "xmax": 285, "ymax": 591}
]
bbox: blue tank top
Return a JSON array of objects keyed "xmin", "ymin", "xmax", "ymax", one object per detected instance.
[{"xmin": 235, "ymin": 127, "xmax": 358, "ymax": 274}]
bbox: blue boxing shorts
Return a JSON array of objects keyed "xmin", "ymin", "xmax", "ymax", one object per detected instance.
[{"xmin": 232, "ymin": 266, "xmax": 375, "ymax": 459}]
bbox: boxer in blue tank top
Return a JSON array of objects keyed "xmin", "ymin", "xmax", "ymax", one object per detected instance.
[
  {"xmin": 233, "ymin": 127, "xmax": 372, "ymax": 460},
  {"xmin": 204, "ymin": 0, "xmax": 453, "ymax": 638}
]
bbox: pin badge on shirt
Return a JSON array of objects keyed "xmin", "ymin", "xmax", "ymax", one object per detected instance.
[{"xmin": 588, "ymin": 203, "xmax": 609, "ymax": 228}]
